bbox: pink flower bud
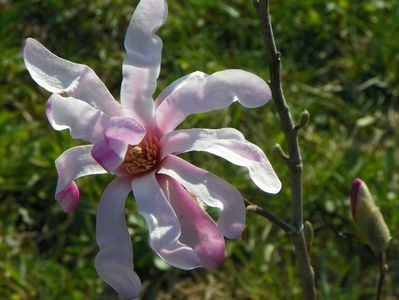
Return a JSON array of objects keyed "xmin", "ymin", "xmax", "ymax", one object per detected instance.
[
  {"xmin": 350, "ymin": 178, "xmax": 391, "ymax": 255},
  {"xmin": 350, "ymin": 178, "xmax": 362, "ymax": 220}
]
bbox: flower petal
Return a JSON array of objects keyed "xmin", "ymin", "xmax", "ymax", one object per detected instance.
[
  {"xmin": 23, "ymin": 38, "xmax": 121, "ymax": 116},
  {"xmin": 95, "ymin": 176, "xmax": 141, "ymax": 299},
  {"xmin": 158, "ymin": 155, "xmax": 245, "ymax": 239},
  {"xmin": 132, "ymin": 172, "xmax": 201, "ymax": 269},
  {"xmin": 104, "ymin": 117, "xmax": 146, "ymax": 144},
  {"xmin": 56, "ymin": 181, "xmax": 80, "ymax": 213},
  {"xmin": 91, "ymin": 140, "xmax": 124, "ymax": 174},
  {"xmin": 55, "ymin": 145, "xmax": 107, "ymax": 212},
  {"xmin": 91, "ymin": 117, "xmax": 146, "ymax": 173},
  {"xmin": 46, "ymin": 94, "xmax": 110, "ymax": 143},
  {"xmin": 155, "ymin": 69, "xmax": 272, "ymax": 134},
  {"xmin": 158, "ymin": 175, "xmax": 225, "ymax": 268},
  {"xmin": 161, "ymin": 128, "xmax": 281, "ymax": 194},
  {"xmin": 121, "ymin": 0, "xmax": 168, "ymax": 126},
  {"xmin": 154, "ymin": 71, "xmax": 207, "ymax": 108}
]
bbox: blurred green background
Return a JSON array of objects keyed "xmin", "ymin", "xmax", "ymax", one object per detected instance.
[{"xmin": 1, "ymin": 0, "xmax": 398, "ymax": 299}]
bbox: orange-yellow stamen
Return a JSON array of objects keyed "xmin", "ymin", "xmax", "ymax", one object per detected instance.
[{"xmin": 123, "ymin": 136, "xmax": 159, "ymax": 175}]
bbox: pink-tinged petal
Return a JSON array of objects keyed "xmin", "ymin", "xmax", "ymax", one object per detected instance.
[
  {"xmin": 161, "ymin": 128, "xmax": 281, "ymax": 194},
  {"xmin": 56, "ymin": 181, "xmax": 79, "ymax": 213},
  {"xmin": 91, "ymin": 140, "xmax": 124, "ymax": 173},
  {"xmin": 95, "ymin": 176, "xmax": 141, "ymax": 299},
  {"xmin": 104, "ymin": 117, "xmax": 146, "ymax": 150},
  {"xmin": 55, "ymin": 145, "xmax": 107, "ymax": 212},
  {"xmin": 158, "ymin": 175, "xmax": 225, "ymax": 268},
  {"xmin": 132, "ymin": 172, "xmax": 201, "ymax": 269},
  {"xmin": 92, "ymin": 117, "xmax": 146, "ymax": 173},
  {"xmin": 154, "ymin": 71, "xmax": 206, "ymax": 108},
  {"xmin": 121, "ymin": 0, "xmax": 167, "ymax": 126},
  {"xmin": 158, "ymin": 155, "xmax": 245, "ymax": 239},
  {"xmin": 46, "ymin": 94, "xmax": 110, "ymax": 143},
  {"xmin": 155, "ymin": 69, "xmax": 272, "ymax": 134},
  {"xmin": 23, "ymin": 38, "xmax": 121, "ymax": 116}
]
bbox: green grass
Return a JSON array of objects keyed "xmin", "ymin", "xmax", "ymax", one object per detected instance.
[{"xmin": 1, "ymin": 0, "xmax": 398, "ymax": 299}]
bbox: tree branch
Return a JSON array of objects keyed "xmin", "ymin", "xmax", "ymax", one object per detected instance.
[
  {"xmin": 244, "ymin": 198, "xmax": 296, "ymax": 234},
  {"xmin": 256, "ymin": 0, "xmax": 317, "ymax": 298}
]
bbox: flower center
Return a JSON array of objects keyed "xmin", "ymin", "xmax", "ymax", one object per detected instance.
[{"xmin": 122, "ymin": 135, "xmax": 159, "ymax": 175}]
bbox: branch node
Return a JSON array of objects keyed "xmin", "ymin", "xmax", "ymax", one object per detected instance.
[
  {"xmin": 382, "ymin": 264, "xmax": 389, "ymax": 272},
  {"xmin": 252, "ymin": 0, "xmax": 259, "ymax": 10},
  {"xmin": 295, "ymin": 109, "xmax": 310, "ymax": 131},
  {"xmin": 274, "ymin": 143, "xmax": 289, "ymax": 161},
  {"xmin": 304, "ymin": 221, "xmax": 314, "ymax": 256}
]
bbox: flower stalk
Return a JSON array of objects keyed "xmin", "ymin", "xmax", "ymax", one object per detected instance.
[
  {"xmin": 376, "ymin": 253, "xmax": 388, "ymax": 300},
  {"xmin": 255, "ymin": 0, "xmax": 317, "ymax": 298}
]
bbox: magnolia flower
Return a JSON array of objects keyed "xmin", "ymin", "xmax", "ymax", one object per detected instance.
[{"xmin": 23, "ymin": 0, "xmax": 281, "ymax": 298}]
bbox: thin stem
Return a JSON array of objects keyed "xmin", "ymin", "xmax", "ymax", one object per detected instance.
[
  {"xmin": 376, "ymin": 253, "xmax": 388, "ymax": 300},
  {"xmin": 244, "ymin": 198, "xmax": 296, "ymax": 234},
  {"xmin": 258, "ymin": 0, "xmax": 302, "ymax": 228},
  {"xmin": 256, "ymin": 0, "xmax": 317, "ymax": 298}
]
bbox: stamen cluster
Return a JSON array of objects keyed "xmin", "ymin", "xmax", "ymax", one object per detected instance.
[{"xmin": 123, "ymin": 136, "xmax": 159, "ymax": 175}]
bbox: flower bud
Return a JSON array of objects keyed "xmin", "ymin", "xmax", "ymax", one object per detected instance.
[{"xmin": 351, "ymin": 178, "xmax": 391, "ymax": 255}]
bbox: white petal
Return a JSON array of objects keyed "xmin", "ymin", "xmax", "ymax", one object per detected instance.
[
  {"xmin": 155, "ymin": 69, "xmax": 272, "ymax": 134},
  {"xmin": 160, "ymin": 128, "xmax": 282, "ymax": 194},
  {"xmin": 121, "ymin": 0, "xmax": 168, "ymax": 126},
  {"xmin": 46, "ymin": 94, "xmax": 110, "ymax": 143},
  {"xmin": 55, "ymin": 145, "xmax": 107, "ymax": 212},
  {"xmin": 23, "ymin": 38, "xmax": 121, "ymax": 116},
  {"xmin": 132, "ymin": 172, "xmax": 201, "ymax": 269},
  {"xmin": 95, "ymin": 177, "xmax": 141, "ymax": 299},
  {"xmin": 158, "ymin": 155, "xmax": 245, "ymax": 239},
  {"xmin": 154, "ymin": 71, "xmax": 207, "ymax": 108}
]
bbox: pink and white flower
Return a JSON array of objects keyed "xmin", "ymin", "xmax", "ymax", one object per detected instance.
[{"xmin": 23, "ymin": 0, "xmax": 281, "ymax": 298}]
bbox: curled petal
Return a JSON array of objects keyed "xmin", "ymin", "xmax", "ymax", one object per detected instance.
[
  {"xmin": 23, "ymin": 38, "xmax": 121, "ymax": 116},
  {"xmin": 91, "ymin": 140, "xmax": 125, "ymax": 174},
  {"xmin": 161, "ymin": 128, "xmax": 281, "ymax": 194},
  {"xmin": 132, "ymin": 172, "xmax": 201, "ymax": 269},
  {"xmin": 155, "ymin": 69, "xmax": 272, "ymax": 134},
  {"xmin": 46, "ymin": 94, "xmax": 110, "ymax": 143},
  {"xmin": 55, "ymin": 145, "xmax": 107, "ymax": 212},
  {"xmin": 158, "ymin": 155, "xmax": 245, "ymax": 239},
  {"xmin": 121, "ymin": 0, "xmax": 168, "ymax": 126},
  {"xmin": 158, "ymin": 175, "xmax": 225, "ymax": 268},
  {"xmin": 56, "ymin": 181, "xmax": 79, "ymax": 213},
  {"xmin": 92, "ymin": 117, "xmax": 146, "ymax": 173},
  {"xmin": 95, "ymin": 177, "xmax": 141, "ymax": 299},
  {"xmin": 104, "ymin": 117, "xmax": 147, "ymax": 153}
]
